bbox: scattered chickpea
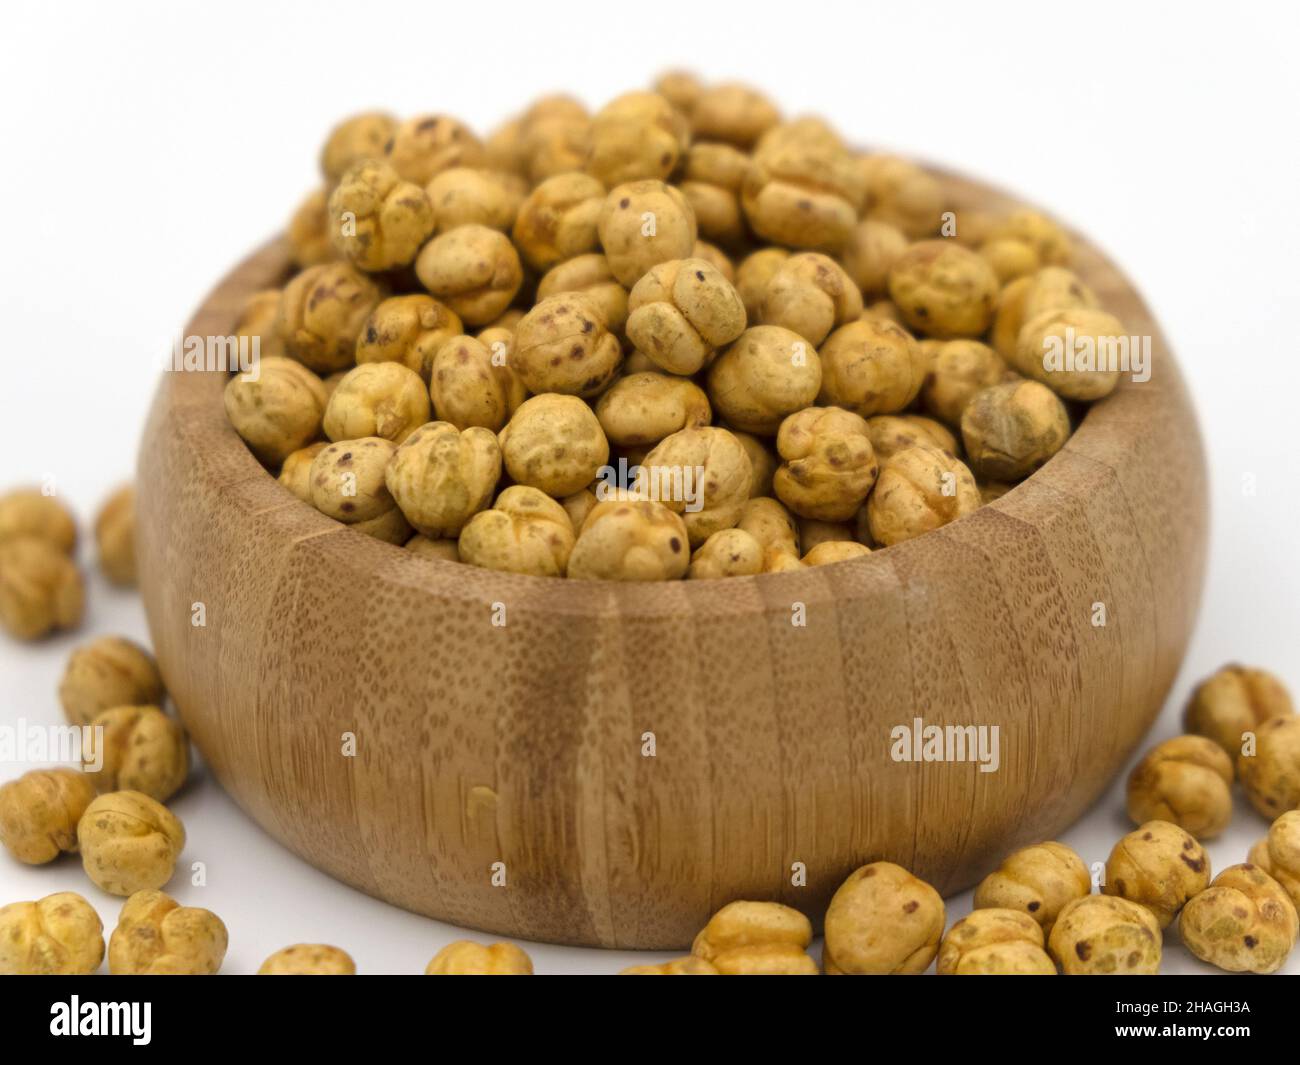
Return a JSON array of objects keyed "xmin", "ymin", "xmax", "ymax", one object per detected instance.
[
  {"xmin": 566, "ymin": 500, "xmax": 690, "ymax": 581},
  {"xmin": 1249, "ymin": 812, "xmax": 1300, "ymax": 911},
  {"xmin": 385, "ymin": 422, "xmax": 501, "ymax": 538},
  {"xmin": 0, "ymin": 768, "xmax": 96, "ymax": 864},
  {"xmin": 458, "ymin": 486, "xmax": 575, "ymax": 577},
  {"xmin": 425, "ymin": 940, "xmax": 533, "ymax": 975},
  {"xmin": 1184, "ymin": 664, "xmax": 1294, "ymax": 756},
  {"xmin": 1126, "ymin": 736, "xmax": 1234, "ymax": 839},
  {"xmin": 0, "ymin": 537, "xmax": 84, "ymax": 640},
  {"xmin": 78, "ymin": 790, "xmax": 185, "ymax": 896},
  {"xmin": 640, "ymin": 427, "xmax": 752, "ymax": 546},
  {"xmin": 961, "ymin": 380, "xmax": 1071, "ymax": 482},
  {"xmin": 108, "ymin": 890, "xmax": 228, "ymax": 975},
  {"xmin": 278, "ymin": 442, "xmax": 328, "ymax": 502},
  {"xmin": 1103, "ymin": 820, "xmax": 1210, "ymax": 928},
  {"xmin": 691, "ymin": 900, "xmax": 817, "ymax": 975},
  {"xmin": 974, "ymin": 841, "xmax": 1091, "ymax": 935},
  {"xmin": 1047, "ymin": 895, "xmax": 1162, "ymax": 975},
  {"xmin": 823, "ymin": 862, "xmax": 945, "ymax": 975},
  {"xmin": 94, "ymin": 484, "xmax": 137, "ymax": 587},
  {"xmin": 1238, "ymin": 715, "xmax": 1300, "ymax": 818},
  {"xmin": 84, "ymin": 705, "xmax": 189, "ymax": 803},
  {"xmin": 864, "ymin": 445, "xmax": 980, "ymax": 547},
  {"xmin": 324, "ymin": 362, "xmax": 430, "ymax": 444},
  {"xmin": 415, "ymin": 224, "xmax": 523, "ymax": 326},
  {"xmin": 936, "ymin": 908, "xmax": 1056, "ymax": 975},
  {"xmin": 0, "ymin": 892, "xmax": 104, "ymax": 975},
  {"xmin": 621, "ymin": 956, "xmax": 718, "ymax": 975},
  {"xmin": 1179, "ymin": 864, "xmax": 1298, "ymax": 974},
  {"xmin": 0, "ymin": 488, "xmax": 77, "ymax": 553},
  {"xmin": 920, "ymin": 339, "xmax": 1011, "ymax": 427},
  {"xmin": 59, "ymin": 636, "xmax": 164, "ymax": 728},
  {"xmin": 259, "ymin": 944, "xmax": 356, "ymax": 975},
  {"xmin": 355, "ymin": 294, "xmax": 464, "ymax": 383},
  {"xmin": 499, "ymin": 394, "xmax": 609, "ymax": 498}
]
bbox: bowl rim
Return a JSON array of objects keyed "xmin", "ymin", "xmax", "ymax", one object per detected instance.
[{"xmin": 161, "ymin": 164, "xmax": 1179, "ymax": 617}]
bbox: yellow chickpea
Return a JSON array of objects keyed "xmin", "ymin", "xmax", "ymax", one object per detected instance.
[
  {"xmin": 690, "ymin": 82, "xmax": 781, "ymax": 148},
  {"xmin": 597, "ymin": 180, "xmax": 698, "ymax": 288},
  {"xmin": 859, "ymin": 155, "xmax": 944, "ymax": 239},
  {"xmin": 691, "ymin": 900, "xmax": 817, "ymax": 975},
  {"xmin": 94, "ymin": 484, "xmax": 137, "ymax": 587},
  {"xmin": 323, "ymin": 362, "xmax": 430, "ymax": 444},
  {"xmin": 759, "ymin": 253, "xmax": 863, "ymax": 347},
  {"xmin": 974, "ymin": 841, "xmax": 1091, "ymax": 936},
  {"xmin": 385, "ymin": 114, "xmax": 485, "ymax": 186},
  {"xmin": 639, "ymin": 426, "xmax": 753, "ymax": 546},
  {"xmin": 275, "ymin": 262, "xmax": 383, "ymax": 374},
  {"xmin": 512, "ymin": 172, "xmax": 606, "ymax": 272},
  {"xmin": 818, "ymin": 317, "xmax": 927, "ymax": 417},
  {"xmin": 688, "ymin": 528, "xmax": 764, "ymax": 579},
  {"xmin": 84, "ymin": 706, "xmax": 189, "ymax": 804},
  {"xmin": 320, "ymin": 111, "xmax": 397, "ymax": 183},
  {"xmin": 108, "ymin": 890, "xmax": 228, "ymax": 975},
  {"xmin": 1126, "ymin": 736, "xmax": 1234, "ymax": 839},
  {"xmin": 385, "ymin": 421, "xmax": 501, "ymax": 537},
  {"xmin": 823, "ymin": 862, "xmax": 945, "ymax": 975},
  {"xmin": 0, "ymin": 537, "xmax": 84, "ymax": 640},
  {"xmin": 78, "ymin": 791, "xmax": 185, "ymax": 896},
  {"xmin": 1103, "ymin": 820, "xmax": 1211, "ymax": 928},
  {"xmin": 425, "ymin": 940, "xmax": 533, "ymax": 975},
  {"xmin": 224, "ymin": 356, "xmax": 328, "ymax": 466},
  {"xmin": 961, "ymin": 380, "xmax": 1071, "ymax": 482},
  {"xmin": 625, "ymin": 257, "xmax": 747, "ymax": 375},
  {"xmin": 458, "ymin": 486, "xmax": 576, "ymax": 577},
  {"xmin": 0, "ymin": 488, "xmax": 77, "ymax": 553},
  {"xmin": 59, "ymin": 636, "xmax": 164, "ymax": 728},
  {"xmin": 706, "ymin": 325, "xmax": 823, "ymax": 435},
  {"xmin": 259, "ymin": 944, "xmax": 356, "ymax": 975},
  {"xmin": 679, "ymin": 142, "xmax": 751, "ymax": 249},
  {"xmin": 889, "ymin": 240, "xmax": 999, "ymax": 338},
  {"xmin": 0, "ymin": 892, "xmax": 104, "ymax": 975},
  {"xmin": 595, "ymin": 372, "xmax": 711, "ymax": 449},
  {"xmin": 937, "ymin": 909, "xmax": 1056, "ymax": 975},
  {"xmin": 864, "ymin": 415, "xmax": 959, "ymax": 461},
  {"xmin": 0, "ymin": 768, "xmax": 96, "ymax": 864},
  {"xmin": 1180, "ymin": 864, "xmax": 1298, "ymax": 974},
  {"xmin": 773, "ymin": 406, "xmax": 878, "ymax": 522},
  {"xmin": 355, "ymin": 294, "xmax": 464, "ymax": 383},
  {"xmin": 864, "ymin": 445, "xmax": 980, "ymax": 546},
  {"xmin": 536, "ymin": 254, "xmax": 630, "ymax": 336},
  {"xmin": 513, "ymin": 294, "xmax": 623, "ymax": 397},
  {"xmin": 414, "ymin": 224, "xmax": 523, "ymax": 327},
  {"xmin": 566, "ymin": 500, "xmax": 690, "ymax": 581},
  {"xmin": 327, "ymin": 159, "xmax": 435, "ymax": 272},
  {"xmin": 921, "ymin": 339, "xmax": 1012, "ymax": 427},
  {"xmin": 498, "ymin": 394, "xmax": 609, "ymax": 498},
  {"xmin": 428, "ymin": 334, "xmax": 526, "ymax": 432},
  {"xmin": 1184, "ymin": 664, "xmax": 1294, "ymax": 756},
  {"xmin": 1047, "ymin": 895, "xmax": 1162, "ymax": 975},
  {"xmin": 586, "ymin": 91, "xmax": 691, "ymax": 186}
]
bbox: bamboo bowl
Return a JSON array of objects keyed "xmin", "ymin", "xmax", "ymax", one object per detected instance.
[{"xmin": 137, "ymin": 167, "xmax": 1207, "ymax": 949}]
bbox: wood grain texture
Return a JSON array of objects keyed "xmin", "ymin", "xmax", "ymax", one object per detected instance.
[{"xmin": 137, "ymin": 168, "xmax": 1208, "ymax": 949}]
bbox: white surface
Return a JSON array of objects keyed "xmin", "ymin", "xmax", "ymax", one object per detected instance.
[{"xmin": 1, "ymin": 1, "xmax": 1298, "ymax": 975}]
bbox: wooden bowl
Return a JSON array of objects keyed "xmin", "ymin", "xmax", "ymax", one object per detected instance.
[{"xmin": 137, "ymin": 167, "xmax": 1207, "ymax": 949}]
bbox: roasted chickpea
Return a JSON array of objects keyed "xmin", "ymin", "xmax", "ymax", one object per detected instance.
[
  {"xmin": 818, "ymin": 317, "xmax": 926, "ymax": 417},
  {"xmin": 385, "ymin": 422, "xmax": 501, "ymax": 537},
  {"xmin": 0, "ymin": 892, "xmax": 104, "ymax": 975},
  {"xmin": 863, "ymin": 415, "xmax": 959, "ymax": 461},
  {"xmin": 536, "ymin": 254, "xmax": 630, "ymax": 336},
  {"xmin": 985, "ymin": 209, "xmax": 1073, "ymax": 267},
  {"xmin": 427, "ymin": 335, "xmax": 526, "ymax": 432},
  {"xmin": 287, "ymin": 187, "xmax": 333, "ymax": 268},
  {"xmin": 961, "ymin": 380, "xmax": 1071, "ymax": 482},
  {"xmin": 108, "ymin": 890, "xmax": 228, "ymax": 975},
  {"xmin": 0, "ymin": 537, "xmax": 84, "ymax": 640},
  {"xmin": 458, "ymin": 486, "xmax": 575, "ymax": 577},
  {"xmin": 512, "ymin": 172, "xmax": 606, "ymax": 272},
  {"xmin": 1249, "ymin": 812, "xmax": 1300, "ymax": 911},
  {"xmin": 706, "ymin": 325, "xmax": 822, "ymax": 435},
  {"xmin": 425, "ymin": 940, "xmax": 533, "ymax": 975},
  {"xmin": 586, "ymin": 91, "xmax": 690, "ymax": 186},
  {"xmin": 991, "ymin": 266, "xmax": 1098, "ymax": 360},
  {"xmin": 691, "ymin": 900, "xmax": 817, "ymax": 975},
  {"xmin": 94, "ymin": 485, "xmax": 137, "ymax": 587},
  {"xmin": 639, "ymin": 426, "xmax": 752, "ymax": 546},
  {"xmin": 1013, "ymin": 306, "xmax": 1125, "ymax": 401},
  {"xmin": 621, "ymin": 956, "xmax": 718, "ymax": 975},
  {"xmin": 425, "ymin": 167, "xmax": 524, "ymax": 234},
  {"xmin": 59, "ymin": 636, "xmax": 164, "ymax": 729},
  {"xmin": 0, "ymin": 488, "xmax": 77, "ymax": 553},
  {"xmin": 566, "ymin": 500, "xmax": 690, "ymax": 581},
  {"xmin": 802, "ymin": 540, "xmax": 871, "ymax": 566},
  {"xmin": 1179, "ymin": 864, "xmax": 1298, "ymax": 974},
  {"xmin": 888, "ymin": 240, "xmax": 999, "ymax": 338},
  {"xmin": 1047, "ymin": 895, "xmax": 1162, "ymax": 975},
  {"xmin": 323, "ymin": 362, "xmax": 430, "ymax": 444},
  {"xmin": 278, "ymin": 442, "xmax": 328, "ymax": 502},
  {"xmin": 737, "ymin": 496, "xmax": 800, "ymax": 572},
  {"xmin": 1126, "ymin": 736, "xmax": 1234, "ymax": 839},
  {"xmin": 840, "ymin": 218, "xmax": 909, "ymax": 299},
  {"xmin": 921, "ymin": 339, "xmax": 1011, "ymax": 426},
  {"xmin": 259, "ymin": 944, "xmax": 356, "ymax": 975},
  {"xmin": 275, "ymin": 262, "xmax": 383, "ymax": 374},
  {"xmin": 864, "ymin": 445, "xmax": 980, "ymax": 546},
  {"xmin": 823, "ymin": 862, "xmax": 945, "ymax": 975},
  {"xmin": 415, "ymin": 224, "xmax": 523, "ymax": 326},
  {"xmin": 0, "ymin": 768, "xmax": 96, "ymax": 864},
  {"xmin": 78, "ymin": 791, "xmax": 185, "ymax": 896},
  {"xmin": 679, "ymin": 142, "xmax": 751, "ymax": 249},
  {"xmin": 625, "ymin": 257, "xmax": 747, "ymax": 375},
  {"xmin": 773, "ymin": 406, "xmax": 877, "ymax": 521},
  {"xmin": 84, "ymin": 706, "xmax": 189, "ymax": 804},
  {"xmin": 742, "ymin": 132, "xmax": 864, "ymax": 252},
  {"xmin": 859, "ymin": 155, "xmax": 944, "ymax": 239},
  {"xmin": 405, "ymin": 534, "xmax": 460, "ymax": 562},
  {"xmin": 937, "ymin": 909, "xmax": 1056, "ymax": 976},
  {"xmin": 1103, "ymin": 820, "xmax": 1211, "ymax": 928},
  {"xmin": 355, "ymin": 294, "xmax": 463, "ymax": 382},
  {"xmin": 320, "ymin": 111, "xmax": 397, "ymax": 184},
  {"xmin": 1238, "ymin": 715, "xmax": 1300, "ymax": 818},
  {"xmin": 499, "ymin": 394, "xmax": 609, "ymax": 498},
  {"xmin": 974, "ymin": 841, "xmax": 1091, "ymax": 935},
  {"xmin": 513, "ymin": 295, "xmax": 623, "ymax": 397},
  {"xmin": 690, "ymin": 83, "xmax": 781, "ymax": 148},
  {"xmin": 735, "ymin": 247, "xmax": 790, "ymax": 321},
  {"xmin": 688, "ymin": 528, "xmax": 764, "ymax": 579},
  {"xmin": 309, "ymin": 438, "xmax": 402, "ymax": 528},
  {"xmin": 1184, "ymin": 664, "xmax": 1294, "ymax": 756},
  {"xmin": 597, "ymin": 180, "xmax": 698, "ymax": 288},
  {"xmin": 385, "ymin": 114, "xmax": 484, "ymax": 186},
  {"xmin": 595, "ymin": 372, "xmax": 711, "ymax": 448},
  {"xmin": 759, "ymin": 253, "xmax": 863, "ymax": 347},
  {"xmin": 328, "ymin": 159, "xmax": 435, "ymax": 272},
  {"xmin": 224, "ymin": 356, "xmax": 328, "ymax": 465}
]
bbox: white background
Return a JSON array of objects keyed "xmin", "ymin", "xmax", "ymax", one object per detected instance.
[{"xmin": 1, "ymin": 0, "xmax": 1298, "ymax": 975}]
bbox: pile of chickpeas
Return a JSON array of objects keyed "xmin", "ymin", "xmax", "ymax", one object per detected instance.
[{"xmin": 224, "ymin": 73, "xmax": 1132, "ymax": 581}]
